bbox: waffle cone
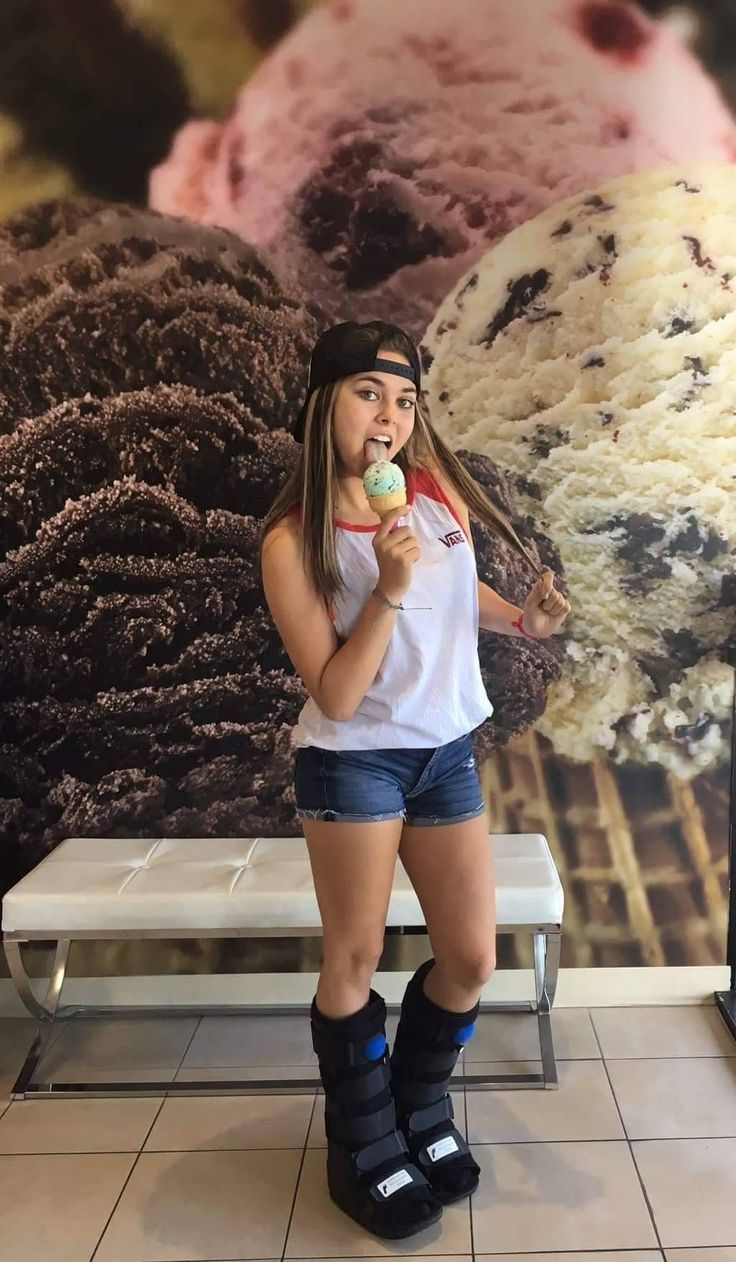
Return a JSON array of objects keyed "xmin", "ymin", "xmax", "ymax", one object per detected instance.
[
  {"xmin": 367, "ymin": 489, "xmax": 407, "ymax": 516},
  {"xmin": 480, "ymin": 729, "xmax": 730, "ymax": 969}
]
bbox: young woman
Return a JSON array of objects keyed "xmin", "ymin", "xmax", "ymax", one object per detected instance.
[{"xmin": 261, "ymin": 320, "xmax": 570, "ymax": 1240}]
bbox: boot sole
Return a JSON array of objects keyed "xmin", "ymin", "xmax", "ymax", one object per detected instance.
[{"xmin": 329, "ymin": 1187, "xmax": 443, "ymax": 1239}]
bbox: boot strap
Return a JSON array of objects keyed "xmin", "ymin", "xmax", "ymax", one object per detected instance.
[
  {"xmin": 324, "ymin": 1062, "xmax": 387, "ymax": 1111},
  {"xmin": 397, "ymin": 1042, "xmax": 460, "ymax": 1075},
  {"xmin": 394, "ymin": 1074, "xmax": 458, "ymax": 1110},
  {"xmin": 352, "ymin": 1128, "xmax": 433, "ymax": 1204},
  {"xmin": 327, "ymin": 1100, "xmax": 397, "ymax": 1148},
  {"xmin": 311, "ymin": 1023, "xmax": 387, "ymax": 1070},
  {"xmin": 368, "ymin": 1161, "xmax": 430, "ymax": 1204},
  {"xmin": 417, "ymin": 1126, "xmax": 472, "ymax": 1171},
  {"xmin": 354, "ymin": 1126, "xmax": 408, "ymax": 1172},
  {"xmin": 405, "ymin": 1093, "xmax": 454, "ymax": 1136},
  {"xmin": 403, "ymin": 1093, "xmax": 472, "ymax": 1171}
]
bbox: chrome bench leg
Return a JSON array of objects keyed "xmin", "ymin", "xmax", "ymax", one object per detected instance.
[
  {"xmin": 2, "ymin": 929, "xmax": 563, "ymax": 1096},
  {"xmin": 534, "ymin": 930, "xmax": 561, "ymax": 1089},
  {"xmin": 5, "ymin": 938, "xmax": 71, "ymax": 1022},
  {"xmin": 4, "ymin": 938, "xmax": 71, "ymax": 1098}
]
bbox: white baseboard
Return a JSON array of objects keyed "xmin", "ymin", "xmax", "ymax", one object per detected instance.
[{"xmin": 0, "ymin": 966, "xmax": 730, "ymax": 1017}]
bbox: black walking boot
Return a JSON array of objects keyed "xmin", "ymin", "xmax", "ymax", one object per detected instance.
[
  {"xmin": 391, "ymin": 958, "xmax": 481, "ymax": 1205},
  {"xmin": 310, "ymin": 988, "xmax": 443, "ymax": 1239}
]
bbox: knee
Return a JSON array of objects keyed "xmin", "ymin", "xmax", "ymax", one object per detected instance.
[
  {"xmin": 437, "ymin": 944, "xmax": 496, "ymax": 990},
  {"xmin": 323, "ymin": 937, "xmax": 384, "ymax": 981}
]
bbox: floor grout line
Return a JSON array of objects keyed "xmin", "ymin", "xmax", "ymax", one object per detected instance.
[
  {"xmin": 144, "ymin": 1253, "xmax": 667, "ymax": 1260},
  {"xmin": 142, "ymin": 1254, "xmax": 476, "ymax": 1261},
  {"xmin": 87, "ymin": 1019, "xmax": 202, "ymax": 1262},
  {"xmin": 592, "ymin": 1013, "xmax": 665, "ymax": 1257},
  {"xmin": 2, "ymin": 1131, "xmax": 736, "ymax": 1158},
  {"xmin": 87, "ymin": 1099, "xmax": 166, "ymax": 1262},
  {"xmin": 279, "ymin": 1090, "xmax": 318, "ymax": 1262},
  {"xmin": 462, "ymin": 1075, "xmax": 476, "ymax": 1261},
  {"xmin": 1, "ymin": 1128, "xmax": 736, "ymax": 1159},
  {"xmin": 173, "ymin": 1014, "xmax": 203, "ymax": 1069}
]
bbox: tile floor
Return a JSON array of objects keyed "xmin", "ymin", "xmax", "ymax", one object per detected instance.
[{"xmin": 0, "ymin": 1004, "xmax": 735, "ymax": 1261}]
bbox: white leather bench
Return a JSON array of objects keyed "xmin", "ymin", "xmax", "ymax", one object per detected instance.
[{"xmin": 2, "ymin": 833, "xmax": 563, "ymax": 1100}]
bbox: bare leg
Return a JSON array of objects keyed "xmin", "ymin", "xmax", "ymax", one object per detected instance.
[
  {"xmin": 304, "ymin": 816, "xmax": 443, "ymax": 1237},
  {"xmin": 389, "ymin": 815, "xmax": 495, "ymax": 1206},
  {"xmin": 399, "ymin": 814, "xmax": 497, "ymax": 1008},
  {"xmin": 302, "ymin": 817, "xmax": 404, "ymax": 1016}
]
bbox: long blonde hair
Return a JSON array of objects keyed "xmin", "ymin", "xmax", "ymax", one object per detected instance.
[{"xmin": 262, "ymin": 332, "xmax": 541, "ymax": 602}]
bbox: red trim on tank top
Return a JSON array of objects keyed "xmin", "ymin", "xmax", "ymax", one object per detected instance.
[
  {"xmin": 411, "ymin": 467, "xmax": 466, "ymax": 535},
  {"xmin": 333, "ymin": 518, "xmax": 378, "ymax": 532},
  {"xmin": 291, "ymin": 508, "xmax": 380, "ymax": 532}
]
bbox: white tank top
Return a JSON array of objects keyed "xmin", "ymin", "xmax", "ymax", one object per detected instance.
[{"xmin": 293, "ymin": 468, "xmax": 493, "ymax": 750}]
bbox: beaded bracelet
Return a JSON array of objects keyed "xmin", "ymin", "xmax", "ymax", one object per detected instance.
[{"xmin": 511, "ymin": 613, "xmax": 537, "ymax": 640}]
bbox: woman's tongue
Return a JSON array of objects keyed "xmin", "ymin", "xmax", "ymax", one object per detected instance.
[{"xmin": 364, "ymin": 438, "xmax": 389, "ymax": 464}]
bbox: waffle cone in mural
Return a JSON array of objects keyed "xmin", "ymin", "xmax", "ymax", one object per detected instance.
[{"xmin": 481, "ymin": 729, "xmax": 730, "ymax": 970}]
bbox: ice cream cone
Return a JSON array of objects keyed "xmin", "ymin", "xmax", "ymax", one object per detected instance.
[
  {"xmin": 480, "ymin": 729, "xmax": 730, "ymax": 969},
  {"xmin": 367, "ymin": 489, "xmax": 408, "ymax": 517},
  {"xmin": 363, "ymin": 456, "xmax": 407, "ymax": 518}
]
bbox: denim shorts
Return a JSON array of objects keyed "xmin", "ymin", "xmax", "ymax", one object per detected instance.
[{"xmin": 293, "ymin": 732, "xmax": 485, "ymax": 827}]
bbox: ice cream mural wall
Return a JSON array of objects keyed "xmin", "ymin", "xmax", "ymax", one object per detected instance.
[{"xmin": 0, "ymin": 0, "xmax": 734, "ymax": 968}]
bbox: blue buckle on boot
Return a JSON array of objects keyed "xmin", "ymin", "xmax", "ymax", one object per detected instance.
[{"xmin": 363, "ymin": 1033, "xmax": 388, "ymax": 1060}]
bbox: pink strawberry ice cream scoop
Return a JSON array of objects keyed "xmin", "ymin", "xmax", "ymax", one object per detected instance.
[{"xmin": 150, "ymin": 0, "xmax": 736, "ymax": 339}]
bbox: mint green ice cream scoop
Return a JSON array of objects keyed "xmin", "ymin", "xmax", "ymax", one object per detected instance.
[{"xmin": 363, "ymin": 461, "xmax": 406, "ymax": 499}]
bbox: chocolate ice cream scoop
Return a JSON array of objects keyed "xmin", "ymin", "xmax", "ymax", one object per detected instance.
[
  {"xmin": 0, "ymin": 197, "xmax": 562, "ymax": 894},
  {"xmin": 0, "ymin": 200, "xmax": 321, "ymax": 433},
  {"xmin": 0, "ymin": 198, "xmax": 321, "ymax": 890}
]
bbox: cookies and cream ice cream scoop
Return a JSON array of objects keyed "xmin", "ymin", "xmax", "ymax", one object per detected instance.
[{"xmin": 424, "ymin": 165, "xmax": 736, "ymax": 776}]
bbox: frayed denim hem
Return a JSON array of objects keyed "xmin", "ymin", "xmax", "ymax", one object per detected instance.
[
  {"xmin": 404, "ymin": 805, "xmax": 486, "ymax": 828},
  {"xmin": 296, "ymin": 808, "xmax": 407, "ymax": 824}
]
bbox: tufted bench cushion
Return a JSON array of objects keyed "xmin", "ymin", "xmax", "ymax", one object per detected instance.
[{"xmin": 2, "ymin": 833, "xmax": 563, "ymax": 936}]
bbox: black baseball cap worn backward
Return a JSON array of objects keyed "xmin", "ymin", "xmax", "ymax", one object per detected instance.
[{"xmin": 293, "ymin": 320, "xmax": 421, "ymax": 443}]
